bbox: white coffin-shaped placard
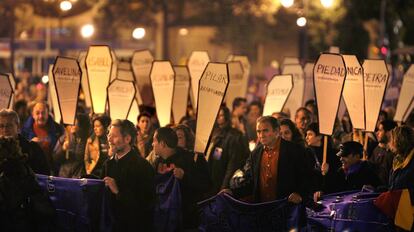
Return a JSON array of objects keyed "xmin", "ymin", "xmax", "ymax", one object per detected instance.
[
  {"xmin": 78, "ymin": 51, "xmax": 92, "ymax": 108},
  {"xmin": 403, "ymin": 97, "xmax": 413, "ymax": 122},
  {"xmin": 188, "ymin": 51, "xmax": 210, "ymax": 111},
  {"xmin": 342, "ymin": 55, "xmax": 365, "ymax": 129},
  {"xmin": 150, "ymin": 61, "xmax": 175, "ymax": 127},
  {"xmin": 314, "ymin": 53, "xmax": 347, "ymax": 135},
  {"xmin": 86, "ymin": 45, "xmax": 112, "ymax": 114},
  {"xmin": 127, "ymin": 98, "xmax": 140, "ymax": 124},
  {"xmin": 303, "ymin": 62, "xmax": 315, "ymax": 103},
  {"xmin": 231, "ymin": 56, "xmax": 250, "ymax": 98},
  {"xmin": 52, "ymin": 57, "xmax": 82, "ymax": 125},
  {"xmin": 0, "ymin": 73, "xmax": 12, "ymax": 110},
  {"xmin": 132, "ymin": 50, "xmax": 154, "ymax": 106},
  {"xmin": 263, "ymin": 74, "xmax": 293, "ymax": 116},
  {"xmin": 225, "ymin": 54, "xmax": 234, "ymax": 62},
  {"xmin": 107, "ymin": 80, "xmax": 136, "ymax": 120},
  {"xmin": 363, "ymin": 59, "xmax": 389, "ymax": 132},
  {"xmin": 282, "ymin": 64, "xmax": 305, "ymax": 119},
  {"xmin": 48, "ymin": 65, "xmax": 61, "ymax": 124},
  {"xmin": 110, "ymin": 50, "xmax": 118, "ymax": 83},
  {"xmin": 394, "ymin": 65, "xmax": 414, "ymax": 122},
  {"xmin": 172, "ymin": 66, "xmax": 190, "ymax": 124},
  {"xmin": 225, "ymin": 61, "xmax": 244, "ymax": 107},
  {"xmin": 7, "ymin": 73, "xmax": 15, "ymax": 109},
  {"xmin": 195, "ymin": 63, "xmax": 229, "ymax": 154},
  {"xmin": 117, "ymin": 62, "xmax": 135, "ymax": 81},
  {"xmin": 281, "ymin": 56, "xmax": 300, "ymax": 71}
]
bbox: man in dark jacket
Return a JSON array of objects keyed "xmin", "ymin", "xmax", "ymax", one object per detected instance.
[
  {"xmin": 152, "ymin": 127, "xmax": 210, "ymax": 230},
  {"xmin": 230, "ymin": 116, "xmax": 308, "ymax": 203},
  {"xmin": 0, "ymin": 109, "xmax": 50, "ymax": 175},
  {"xmin": 21, "ymin": 102, "xmax": 63, "ymax": 174},
  {"xmin": 102, "ymin": 119, "xmax": 155, "ymax": 232},
  {"xmin": 332, "ymin": 141, "xmax": 381, "ymax": 192}
]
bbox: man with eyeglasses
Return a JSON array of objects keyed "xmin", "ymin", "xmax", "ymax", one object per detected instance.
[{"xmin": 0, "ymin": 109, "xmax": 50, "ymax": 175}]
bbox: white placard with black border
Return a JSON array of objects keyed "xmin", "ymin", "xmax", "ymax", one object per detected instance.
[
  {"xmin": 263, "ymin": 74, "xmax": 293, "ymax": 116},
  {"xmin": 394, "ymin": 64, "xmax": 414, "ymax": 122},
  {"xmin": 107, "ymin": 80, "xmax": 136, "ymax": 120},
  {"xmin": 225, "ymin": 61, "xmax": 244, "ymax": 107},
  {"xmin": 188, "ymin": 51, "xmax": 210, "ymax": 111},
  {"xmin": 172, "ymin": 65, "xmax": 190, "ymax": 124},
  {"xmin": 282, "ymin": 64, "xmax": 305, "ymax": 120},
  {"xmin": 132, "ymin": 50, "xmax": 154, "ymax": 106}
]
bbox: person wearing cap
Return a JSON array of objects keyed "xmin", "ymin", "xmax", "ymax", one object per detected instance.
[{"xmin": 331, "ymin": 141, "xmax": 381, "ymax": 193}]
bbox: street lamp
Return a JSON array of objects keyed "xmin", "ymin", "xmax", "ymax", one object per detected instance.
[
  {"xmin": 320, "ymin": 0, "xmax": 334, "ymax": 8},
  {"xmin": 81, "ymin": 24, "xmax": 94, "ymax": 38},
  {"xmin": 281, "ymin": 0, "xmax": 294, "ymax": 8},
  {"xmin": 132, "ymin": 27, "xmax": 146, "ymax": 40},
  {"xmin": 60, "ymin": 1, "xmax": 72, "ymax": 11},
  {"xmin": 296, "ymin": 16, "xmax": 307, "ymax": 27}
]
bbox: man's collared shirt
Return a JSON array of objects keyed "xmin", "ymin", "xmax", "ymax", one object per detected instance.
[{"xmin": 260, "ymin": 137, "xmax": 281, "ymax": 202}]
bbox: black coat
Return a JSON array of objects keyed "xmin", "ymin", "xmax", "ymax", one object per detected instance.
[
  {"xmin": 230, "ymin": 139, "xmax": 308, "ymax": 202},
  {"xmin": 389, "ymin": 151, "xmax": 414, "ymax": 190},
  {"xmin": 102, "ymin": 148, "xmax": 155, "ymax": 232},
  {"xmin": 18, "ymin": 134, "xmax": 50, "ymax": 175},
  {"xmin": 207, "ymin": 127, "xmax": 249, "ymax": 195},
  {"xmin": 331, "ymin": 161, "xmax": 381, "ymax": 192},
  {"xmin": 154, "ymin": 147, "xmax": 210, "ymax": 229}
]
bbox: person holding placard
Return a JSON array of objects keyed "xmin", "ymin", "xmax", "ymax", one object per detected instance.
[
  {"xmin": 21, "ymin": 102, "xmax": 64, "ymax": 175},
  {"xmin": 304, "ymin": 123, "xmax": 340, "ymax": 196},
  {"xmin": 369, "ymin": 120, "xmax": 397, "ymax": 186},
  {"xmin": 229, "ymin": 116, "xmax": 307, "ymax": 204},
  {"xmin": 55, "ymin": 113, "xmax": 90, "ymax": 178},
  {"xmin": 388, "ymin": 126, "xmax": 414, "ymax": 190},
  {"xmin": 206, "ymin": 106, "xmax": 249, "ymax": 196},
  {"xmin": 102, "ymin": 119, "xmax": 155, "ymax": 232}
]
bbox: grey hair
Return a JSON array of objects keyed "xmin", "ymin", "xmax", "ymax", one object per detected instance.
[{"xmin": 0, "ymin": 109, "xmax": 20, "ymax": 125}]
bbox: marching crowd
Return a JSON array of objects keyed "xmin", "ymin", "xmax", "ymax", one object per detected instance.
[{"xmin": 0, "ymin": 73, "xmax": 413, "ymax": 231}]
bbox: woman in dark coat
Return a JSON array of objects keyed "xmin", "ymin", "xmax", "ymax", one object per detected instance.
[{"xmin": 207, "ymin": 105, "xmax": 250, "ymax": 196}]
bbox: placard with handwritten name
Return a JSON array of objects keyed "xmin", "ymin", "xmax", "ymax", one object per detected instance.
[
  {"xmin": 363, "ymin": 59, "xmax": 389, "ymax": 132},
  {"xmin": 282, "ymin": 64, "xmax": 305, "ymax": 120},
  {"xmin": 225, "ymin": 61, "xmax": 244, "ymax": 107},
  {"xmin": 172, "ymin": 66, "xmax": 190, "ymax": 124},
  {"xmin": 394, "ymin": 64, "xmax": 414, "ymax": 122},
  {"xmin": 342, "ymin": 55, "xmax": 365, "ymax": 129},
  {"xmin": 132, "ymin": 50, "xmax": 154, "ymax": 106},
  {"xmin": 107, "ymin": 80, "xmax": 136, "ymax": 120},
  {"xmin": 314, "ymin": 53, "xmax": 347, "ymax": 135},
  {"xmin": 263, "ymin": 74, "xmax": 293, "ymax": 116},
  {"xmin": 53, "ymin": 56, "xmax": 82, "ymax": 125},
  {"xmin": 188, "ymin": 51, "xmax": 210, "ymax": 111},
  {"xmin": 195, "ymin": 63, "xmax": 229, "ymax": 154},
  {"xmin": 150, "ymin": 61, "xmax": 175, "ymax": 127},
  {"xmin": 86, "ymin": 45, "xmax": 113, "ymax": 114},
  {"xmin": 78, "ymin": 51, "xmax": 92, "ymax": 108}
]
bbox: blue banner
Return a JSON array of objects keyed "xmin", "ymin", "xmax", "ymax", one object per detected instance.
[
  {"xmin": 35, "ymin": 174, "xmax": 113, "ymax": 232},
  {"xmin": 198, "ymin": 193, "xmax": 306, "ymax": 232},
  {"xmin": 154, "ymin": 171, "xmax": 182, "ymax": 232},
  {"xmin": 307, "ymin": 191, "xmax": 393, "ymax": 231}
]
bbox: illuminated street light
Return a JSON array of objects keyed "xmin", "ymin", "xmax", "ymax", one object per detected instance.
[
  {"xmin": 320, "ymin": 0, "xmax": 334, "ymax": 8},
  {"xmin": 81, "ymin": 24, "xmax": 94, "ymax": 38},
  {"xmin": 179, "ymin": 28, "xmax": 189, "ymax": 36},
  {"xmin": 60, "ymin": 1, "xmax": 72, "ymax": 11},
  {"xmin": 42, "ymin": 75, "xmax": 49, "ymax": 84},
  {"xmin": 132, "ymin": 27, "xmax": 146, "ymax": 40},
  {"xmin": 296, "ymin": 17, "xmax": 307, "ymax": 27},
  {"xmin": 280, "ymin": 0, "xmax": 294, "ymax": 8}
]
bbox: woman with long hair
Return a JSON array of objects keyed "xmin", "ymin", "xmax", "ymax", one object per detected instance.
[{"xmin": 84, "ymin": 114, "xmax": 111, "ymax": 178}]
